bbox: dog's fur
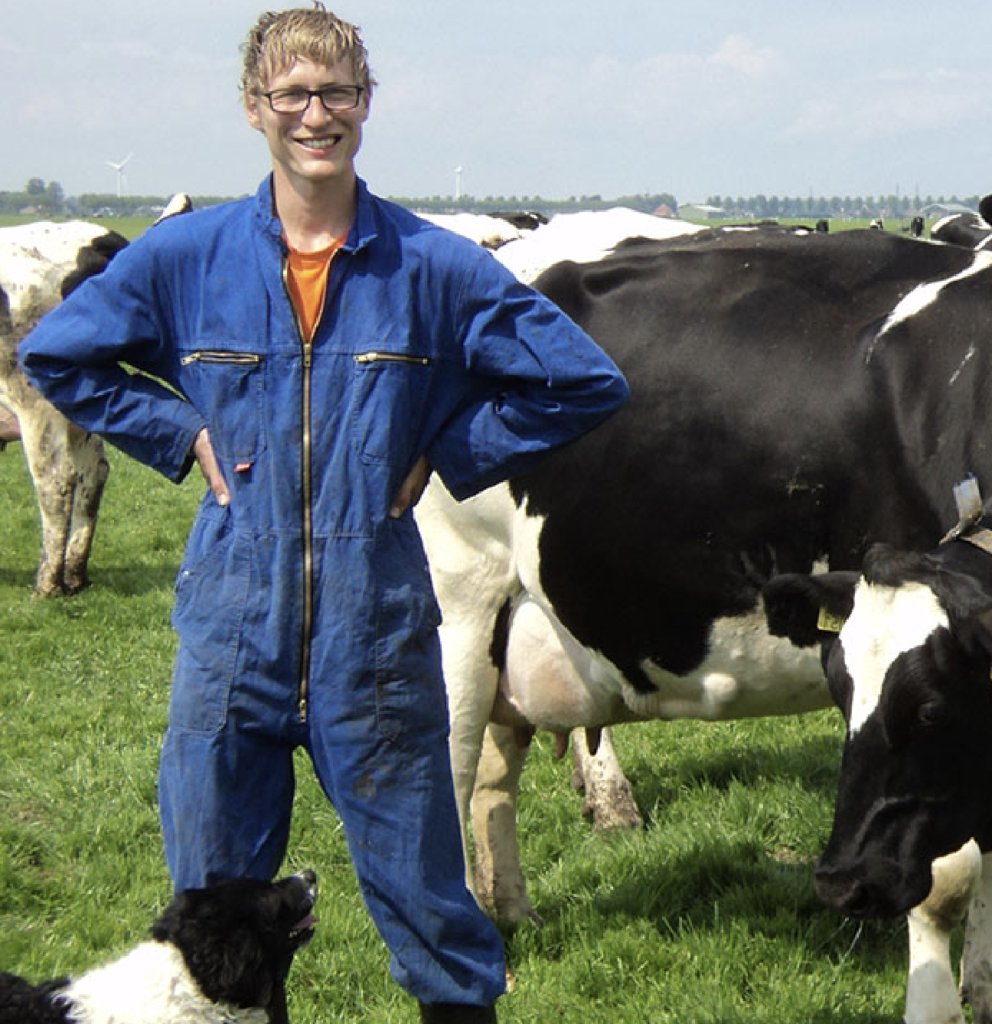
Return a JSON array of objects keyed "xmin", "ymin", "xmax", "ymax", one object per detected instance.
[{"xmin": 0, "ymin": 870, "xmax": 318, "ymax": 1024}]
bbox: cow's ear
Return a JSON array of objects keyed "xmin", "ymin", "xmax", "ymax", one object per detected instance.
[
  {"xmin": 957, "ymin": 605, "xmax": 992, "ymax": 665},
  {"xmin": 762, "ymin": 571, "xmax": 859, "ymax": 647},
  {"xmin": 932, "ymin": 566, "xmax": 992, "ymax": 663}
]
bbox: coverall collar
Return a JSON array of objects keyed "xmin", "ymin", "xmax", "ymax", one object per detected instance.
[{"xmin": 252, "ymin": 174, "xmax": 379, "ymax": 254}]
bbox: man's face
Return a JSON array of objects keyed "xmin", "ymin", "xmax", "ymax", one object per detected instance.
[{"xmin": 245, "ymin": 57, "xmax": 369, "ymax": 192}]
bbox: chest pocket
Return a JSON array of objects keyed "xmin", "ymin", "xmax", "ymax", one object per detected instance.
[
  {"xmin": 180, "ymin": 350, "xmax": 267, "ymax": 463},
  {"xmin": 350, "ymin": 351, "xmax": 433, "ymax": 466}
]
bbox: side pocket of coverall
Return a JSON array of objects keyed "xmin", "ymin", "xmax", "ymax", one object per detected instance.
[
  {"xmin": 373, "ymin": 518, "xmax": 448, "ymax": 752},
  {"xmin": 169, "ymin": 513, "xmax": 251, "ymax": 735}
]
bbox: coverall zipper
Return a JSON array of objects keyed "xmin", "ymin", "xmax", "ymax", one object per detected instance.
[
  {"xmin": 282, "ymin": 256, "xmax": 318, "ymax": 723},
  {"xmin": 299, "ymin": 340, "xmax": 313, "ymax": 722}
]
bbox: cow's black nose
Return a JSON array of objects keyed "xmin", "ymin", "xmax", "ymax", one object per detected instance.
[{"xmin": 814, "ymin": 868, "xmax": 874, "ymax": 918}]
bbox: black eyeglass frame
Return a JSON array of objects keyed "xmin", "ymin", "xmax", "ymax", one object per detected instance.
[{"xmin": 258, "ymin": 84, "xmax": 366, "ymax": 114}]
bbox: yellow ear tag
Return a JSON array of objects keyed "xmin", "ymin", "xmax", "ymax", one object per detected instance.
[{"xmin": 817, "ymin": 607, "xmax": 846, "ymax": 634}]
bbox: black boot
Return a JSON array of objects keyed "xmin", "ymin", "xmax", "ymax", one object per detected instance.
[{"xmin": 418, "ymin": 1002, "xmax": 498, "ymax": 1023}]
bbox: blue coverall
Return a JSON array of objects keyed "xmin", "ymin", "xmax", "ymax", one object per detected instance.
[{"xmin": 19, "ymin": 176, "xmax": 629, "ymax": 1005}]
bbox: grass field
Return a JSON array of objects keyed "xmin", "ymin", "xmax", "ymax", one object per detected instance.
[{"xmin": 0, "ymin": 442, "xmax": 940, "ymax": 1022}]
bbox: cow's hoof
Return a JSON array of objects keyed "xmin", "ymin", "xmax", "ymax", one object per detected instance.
[
  {"xmin": 62, "ymin": 574, "xmax": 89, "ymax": 596},
  {"xmin": 581, "ymin": 784, "xmax": 643, "ymax": 831},
  {"xmin": 32, "ymin": 580, "xmax": 66, "ymax": 598},
  {"xmin": 484, "ymin": 898, "xmax": 544, "ymax": 931}
]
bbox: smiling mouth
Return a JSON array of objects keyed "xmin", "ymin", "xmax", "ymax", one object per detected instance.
[{"xmin": 296, "ymin": 136, "xmax": 340, "ymax": 152}]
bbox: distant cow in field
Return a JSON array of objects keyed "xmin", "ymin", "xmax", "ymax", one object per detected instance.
[
  {"xmin": 0, "ymin": 221, "xmax": 129, "ymax": 595},
  {"xmin": 420, "ymin": 210, "xmax": 548, "ymax": 250}
]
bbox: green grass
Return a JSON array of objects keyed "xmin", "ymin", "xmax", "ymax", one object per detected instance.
[{"xmin": 0, "ymin": 446, "xmax": 934, "ymax": 1022}]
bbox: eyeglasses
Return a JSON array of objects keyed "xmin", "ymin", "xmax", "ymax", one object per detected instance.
[{"xmin": 259, "ymin": 84, "xmax": 365, "ymax": 115}]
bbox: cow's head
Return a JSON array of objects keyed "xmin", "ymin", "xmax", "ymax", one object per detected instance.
[{"xmin": 763, "ymin": 540, "xmax": 992, "ymax": 919}]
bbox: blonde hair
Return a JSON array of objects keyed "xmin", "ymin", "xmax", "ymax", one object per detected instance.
[{"xmin": 240, "ymin": 3, "xmax": 375, "ymax": 99}]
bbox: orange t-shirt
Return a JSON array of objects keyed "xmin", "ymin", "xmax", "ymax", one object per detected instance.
[{"xmin": 285, "ymin": 233, "xmax": 347, "ymax": 341}]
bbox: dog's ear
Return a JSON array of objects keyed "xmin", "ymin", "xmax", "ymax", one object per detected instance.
[
  {"xmin": 211, "ymin": 927, "xmax": 276, "ymax": 1008},
  {"xmin": 155, "ymin": 889, "xmax": 275, "ymax": 1009}
]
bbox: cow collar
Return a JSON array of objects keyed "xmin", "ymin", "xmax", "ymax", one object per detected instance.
[{"xmin": 941, "ymin": 475, "xmax": 992, "ymax": 557}]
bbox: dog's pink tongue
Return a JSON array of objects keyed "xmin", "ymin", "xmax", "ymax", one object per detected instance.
[{"xmin": 293, "ymin": 914, "xmax": 319, "ymax": 931}]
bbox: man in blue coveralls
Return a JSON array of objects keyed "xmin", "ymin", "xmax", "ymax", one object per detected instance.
[{"xmin": 19, "ymin": 5, "xmax": 628, "ymax": 1022}]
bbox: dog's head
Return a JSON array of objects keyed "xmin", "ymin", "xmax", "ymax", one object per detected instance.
[{"xmin": 150, "ymin": 870, "xmax": 318, "ymax": 1017}]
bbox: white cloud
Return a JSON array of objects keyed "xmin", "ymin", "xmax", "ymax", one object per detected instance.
[{"xmin": 708, "ymin": 34, "xmax": 783, "ymax": 79}]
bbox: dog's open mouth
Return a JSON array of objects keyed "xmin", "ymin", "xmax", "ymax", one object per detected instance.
[
  {"xmin": 287, "ymin": 873, "xmax": 319, "ymax": 945},
  {"xmin": 290, "ymin": 911, "xmax": 319, "ymax": 939}
]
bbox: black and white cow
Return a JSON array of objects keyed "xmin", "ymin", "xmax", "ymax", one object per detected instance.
[
  {"xmin": 764, "ymin": 509, "xmax": 992, "ymax": 1023},
  {"xmin": 0, "ymin": 222, "xmax": 128, "ymax": 595},
  {"xmin": 931, "ymin": 195, "xmax": 992, "ymax": 250},
  {"xmin": 420, "ymin": 210, "xmax": 547, "ymax": 250},
  {"xmin": 0, "ymin": 197, "xmax": 192, "ymax": 597},
  {"xmin": 416, "ymin": 221, "xmax": 992, "ymax": 1023}
]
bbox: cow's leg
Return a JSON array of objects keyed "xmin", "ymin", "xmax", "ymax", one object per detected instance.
[
  {"xmin": 960, "ymin": 852, "xmax": 992, "ymax": 1024},
  {"xmin": 570, "ymin": 726, "xmax": 642, "ymax": 831},
  {"xmin": 17, "ymin": 412, "xmax": 73, "ymax": 596},
  {"xmin": 62, "ymin": 426, "xmax": 108, "ymax": 594},
  {"xmin": 416, "ymin": 482, "xmax": 518, "ymax": 906},
  {"xmin": 904, "ymin": 839, "xmax": 982, "ymax": 1024},
  {"xmin": 469, "ymin": 722, "xmax": 539, "ymax": 926},
  {"xmin": 439, "ymin": 618, "xmax": 504, "ymax": 900}
]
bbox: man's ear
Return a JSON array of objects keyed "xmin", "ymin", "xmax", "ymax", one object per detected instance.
[{"xmin": 245, "ymin": 95, "xmax": 264, "ymax": 133}]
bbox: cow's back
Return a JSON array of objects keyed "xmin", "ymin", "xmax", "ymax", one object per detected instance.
[
  {"xmin": 510, "ymin": 230, "xmax": 982, "ymax": 687},
  {"xmin": 0, "ymin": 222, "xmax": 128, "ymax": 332}
]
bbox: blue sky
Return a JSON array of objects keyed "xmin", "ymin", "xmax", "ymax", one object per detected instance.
[{"xmin": 4, "ymin": 0, "xmax": 992, "ymax": 204}]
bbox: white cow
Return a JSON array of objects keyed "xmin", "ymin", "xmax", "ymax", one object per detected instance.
[{"xmin": 0, "ymin": 221, "xmax": 129, "ymax": 595}]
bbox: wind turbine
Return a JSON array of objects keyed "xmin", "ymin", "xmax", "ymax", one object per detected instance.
[{"xmin": 106, "ymin": 153, "xmax": 132, "ymax": 197}]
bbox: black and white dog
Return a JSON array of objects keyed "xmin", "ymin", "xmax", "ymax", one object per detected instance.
[{"xmin": 0, "ymin": 870, "xmax": 318, "ymax": 1024}]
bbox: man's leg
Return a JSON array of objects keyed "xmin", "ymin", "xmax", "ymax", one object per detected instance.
[
  {"xmin": 306, "ymin": 682, "xmax": 504, "ymax": 1010},
  {"xmin": 158, "ymin": 724, "xmax": 295, "ymax": 889}
]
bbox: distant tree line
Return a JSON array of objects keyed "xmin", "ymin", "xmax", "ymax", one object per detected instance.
[
  {"xmin": 0, "ymin": 178, "xmax": 984, "ymax": 221},
  {"xmin": 704, "ymin": 193, "xmax": 984, "ymax": 220},
  {"xmin": 0, "ymin": 180, "xmax": 676, "ymax": 219},
  {"xmin": 385, "ymin": 192, "xmax": 680, "ymax": 217},
  {"xmin": 0, "ymin": 179, "xmax": 237, "ymax": 217}
]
